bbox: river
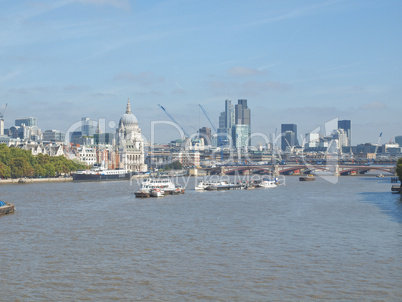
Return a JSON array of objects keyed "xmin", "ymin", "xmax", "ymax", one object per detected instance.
[{"xmin": 1, "ymin": 176, "xmax": 401, "ymax": 301}]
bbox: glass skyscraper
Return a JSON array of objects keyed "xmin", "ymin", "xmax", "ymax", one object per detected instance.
[
  {"xmin": 338, "ymin": 120, "xmax": 351, "ymax": 146},
  {"xmin": 281, "ymin": 124, "xmax": 298, "ymax": 151}
]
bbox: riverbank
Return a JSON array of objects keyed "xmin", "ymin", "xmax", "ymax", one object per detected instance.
[{"xmin": 0, "ymin": 177, "xmax": 73, "ymax": 184}]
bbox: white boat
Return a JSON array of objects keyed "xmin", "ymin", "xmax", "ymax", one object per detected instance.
[
  {"xmin": 205, "ymin": 182, "xmax": 245, "ymax": 191},
  {"xmin": 151, "ymin": 188, "xmax": 164, "ymax": 197},
  {"xmin": 73, "ymin": 163, "xmax": 130, "ymax": 182},
  {"xmin": 195, "ymin": 180, "xmax": 227, "ymax": 190},
  {"xmin": 136, "ymin": 177, "xmax": 184, "ymax": 197},
  {"xmin": 376, "ymin": 174, "xmax": 384, "ymax": 178},
  {"xmin": 257, "ymin": 178, "xmax": 278, "ymax": 188}
]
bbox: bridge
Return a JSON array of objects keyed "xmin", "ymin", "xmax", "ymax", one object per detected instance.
[{"xmin": 206, "ymin": 164, "xmax": 396, "ymax": 176}]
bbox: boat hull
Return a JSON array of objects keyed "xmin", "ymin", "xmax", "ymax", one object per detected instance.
[
  {"xmin": 135, "ymin": 191, "xmax": 151, "ymax": 198},
  {"xmin": 0, "ymin": 203, "xmax": 15, "ymax": 216},
  {"xmin": 299, "ymin": 177, "xmax": 315, "ymax": 181},
  {"xmin": 206, "ymin": 184, "xmax": 244, "ymax": 191},
  {"xmin": 72, "ymin": 173, "xmax": 131, "ymax": 182}
]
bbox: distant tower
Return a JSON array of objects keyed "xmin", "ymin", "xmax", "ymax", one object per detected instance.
[
  {"xmin": 217, "ymin": 99, "xmax": 234, "ymax": 147},
  {"xmin": 281, "ymin": 124, "xmax": 298, "ymax": 151},
  {"xmin": 0, "ymin": 103, "xmax": 6, "ymax": 136},
  {"xmin": 338, "ymin": 120, "xmax": 351, "ymax": 146},
  {"xmin": 233, "ymin": 99, "xmax": 251, "ymax": 149},
  {"xmin": 81, "ymin": 117, "xmax": 95, "ymax": 136}
]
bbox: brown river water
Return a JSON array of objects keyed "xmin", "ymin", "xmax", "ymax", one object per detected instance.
[{"xmin": 1, "ymin": 176, "xmax": 402, "ymax": 301}]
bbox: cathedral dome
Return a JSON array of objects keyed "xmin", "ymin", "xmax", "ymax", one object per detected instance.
[{"xmin": 119, "ymin": 99, "xmax": 138, "ymax": 126}]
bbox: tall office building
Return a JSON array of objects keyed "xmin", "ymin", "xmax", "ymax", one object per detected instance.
[
  {"xmin": 338, "ymin": 120, "xmax": 351, "ymax": 146},
  {"xmin": 43, "ymin": 129, "xmax": 65, "ymax": 142},
  {"xmin": 395, "ymin": 136, "xmax": 402, "ymax": 147},
  {"xmin": 81, "ymin": 117, "xmax": 95, "ymax": 136},
  {"xmin": 15, "ymin": 117, "xmax": 37, "ymax": 127},
  {"xmin": 233, "ymin": 99, "xmax": 251, "ymax": 149},
  {"xmin": 217, "ymin": 99, "xmax": 251, "ymax": 149},
  {"xmin": 217, "ymin": 100, "xmax": 234, "ymax": 147},
  {"xmin": 281, "ymin": 124, "xmax": 298, "ymax": 151}
]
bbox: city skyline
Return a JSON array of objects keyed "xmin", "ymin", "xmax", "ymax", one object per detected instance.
[{"xmin": 1, "ymin": 0, "xmax": 401, "ymax": 144}]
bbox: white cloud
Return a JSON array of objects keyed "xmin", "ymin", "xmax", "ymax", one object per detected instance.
[{"xmin": 359, "ymin": 101, "xmax": 387, "ymax": 110}]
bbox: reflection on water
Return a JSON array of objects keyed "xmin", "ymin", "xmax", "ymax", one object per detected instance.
[
  {"xmin": 360, "ymin": 191, "xmax": 402, "ymax": 223},
  {"xmin": 0, "ymin": 176, "xmax": 402, "ymax": 301}
]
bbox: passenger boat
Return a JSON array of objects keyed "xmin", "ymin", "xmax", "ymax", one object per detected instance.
[
  {"xmin": 299, "ymin": 174, "xmax": 316, "ymax": 181},
  {"xmin": 135, "ymin": 177, "xmax": 184, "ymax": 198},
  {"xmin": 195, "ymin": 180, "xmax": 226, "ymax": 190},
  {"xmin": 205, "ymin": 182, "xmax": 245, "ymax": 191},
  {"xmin": 72, "ymin": 164, "xmax": 130, "ymax": 182},
  {"xmin": 257, "ymin": 178, "xmax": 278, "ymax": 188}
]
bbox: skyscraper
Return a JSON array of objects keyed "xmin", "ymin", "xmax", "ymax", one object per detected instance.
[
  {"xmin": 81, "ymin": 117, "xmax": 95, "ymax": 137},
  {"xmin": 281, "ymin": 124, "xmax": 298, "ymax": 151},
  {"xmin": 217, "ymin": 100, "xmax": 234, "ymax": 147},
  {"xmin": 233, "ymin": 99, "xmax": 251, "ymax": 149},
  {"xmin": 338, "ymin": 120, "xmax": 351, "ymax": 146},
  {"xmin": 15, "ymin": 117, "xmax": 37, "ymax": 127},
  {"xmin": 395, "ymin": 136, "xmax": 402, "ymax": 147}
]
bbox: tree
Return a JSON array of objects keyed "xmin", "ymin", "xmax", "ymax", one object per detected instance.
[
  {"xmin": 43, "ymin": 163, "xmax": 56, "ymax": 178},
  {"xmin": 9, "ymin": 157, "xmax": 33, "ymax": 178},
  {"xmin": 33, "ymin": 164, "xmax": 46, "ymax": 178},
  {"xmin": 396, "ymin": 157, "xmax": 402, "ymax": 183},
  {"xmin": 0, "ymin": 162, "xmax": 11, "ymax": 179},
  {"xmin": 171, "ymin": 160, "xmax": 183, "ymax": 170}
]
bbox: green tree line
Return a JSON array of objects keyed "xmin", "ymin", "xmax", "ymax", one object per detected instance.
[
  {"xmin": 161, "ymin": 160, "xmax": 183, "ymax": 171},
  {"xmin": 0, "ymin": 144, "xmax": 87, "ymax": 179}
]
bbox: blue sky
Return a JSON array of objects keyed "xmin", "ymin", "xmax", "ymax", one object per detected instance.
[{"xmin": 1, "ymin": 0, "xmax": 401, "ymax": 144}]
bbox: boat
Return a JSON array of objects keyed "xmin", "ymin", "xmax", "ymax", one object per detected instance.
[
  {"xmin": 376, "ymin": 174, "xmax": 384, "ymax": 178},
  {"xmin": 299, "ymin": 174, "xmax": 316, "ymax": 181},
  {"xmin": 72, "ymin": 163, "xmax": 131, "ymax": 182},
  {"xmin": 257, "ymin": 178, "xmax": 278, "ymax": 188},
  {"xmin": 245, "ymin": 183, "xmax": 256, "ymax": 190},
  {"xmin": 135, "ymin": 177, "xmax": 184, "ymax": 197},
  {"xmin": 0, "ymin": 201, "xmax": 15, "ymax": 216},
  {"xmin": 151, "ymin": 188, "xmax": 164, "ymax": 197},
  {"xmin": 205, "ymin": 182, "xmax": 245, "ymax": 191},
  {"xmin": 195, "ymin": 180, "xmax": 226, "ymax": 190},
  {"xmin": 391, "ymin": 185, "xmax": 401, "ymax": 193},
  {"xmin": 134, "ymin": 189, "xmax": 151, "ymax": 198}
]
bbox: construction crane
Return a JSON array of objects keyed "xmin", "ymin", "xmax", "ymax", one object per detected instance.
[
  {"xmin": 271, "ymin": 128, "xmax": 284, "ymax": 164},
  {"xmin": 158, "ymin": 104, "xmax": 190, "ymax": 139},
  {"xmin": 0, "ymin": 103, "xmax": 7, "ymax": 119},
  {"xmin": 199, "ymin": 104, "xmax": 217, "ymax": 133},
  {"xmin": 374, "ymin": 132, "xmax": 382, "ymax": 154},
  {"xmin": 284, "ymin": 137, "xmax": 294, "ymax": 153},
  {"xmin": 199, "ymin": 104, "xmax": 224, "ymax": 162}
]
